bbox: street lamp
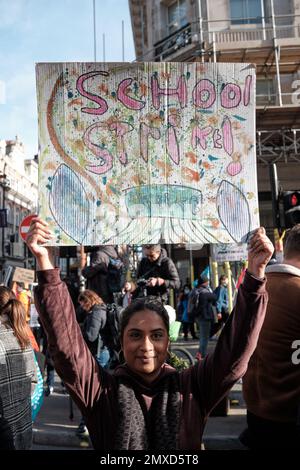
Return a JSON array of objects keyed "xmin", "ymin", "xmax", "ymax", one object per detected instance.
[{"xmin": 0, "ymin": 168, "xmax": 11, "ymax": 259}]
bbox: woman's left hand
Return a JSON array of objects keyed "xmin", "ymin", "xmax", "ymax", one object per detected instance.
[{"xmin": 247, "ymin": 227, "xmax": 274, "ymax": 279}]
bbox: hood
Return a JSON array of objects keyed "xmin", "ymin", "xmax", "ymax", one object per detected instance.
[
  {"xmin": 113, "ymin": 363, "xmax": 176, "ymax": 395},
  {"xmin": 266, "ymin": 263, "xmax": 300, "ymax": 277},
  {"xmin": 156, "ymin": 247, "xmax": 168, "ymax": 265},
  {"xmin": 94, "ymin": 245, "xmax": 118, "ymax": 259}
]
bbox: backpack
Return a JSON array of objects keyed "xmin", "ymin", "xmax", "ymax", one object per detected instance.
[
  {"xmin": 102, "ymin": 303, "xmax": 122, "ymax": 369},
  {"xmin": 187, "ymin": 288, "xmax": 200, "ymax": 319},
  {"xmin": 107, "ymin": 257, "xmax": 124, "ymax": 294}
]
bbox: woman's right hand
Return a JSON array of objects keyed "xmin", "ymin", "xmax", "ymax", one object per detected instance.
[{"xmin": 26, "ymin": 217, "xmax": 56, "ymax": 270}]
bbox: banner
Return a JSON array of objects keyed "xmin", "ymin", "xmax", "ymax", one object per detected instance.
[
  {"xmin": 211, "ymin": 243, "xmax": 248, "ymax": 262},
  {"xmin": 36, "ymin": 62, "xmax": 258, "ymax": 245}
]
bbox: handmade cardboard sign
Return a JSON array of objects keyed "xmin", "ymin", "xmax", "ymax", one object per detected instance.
[{"xmin": 36, "ymin": 62, "xmax": 258, "ymax": 245}]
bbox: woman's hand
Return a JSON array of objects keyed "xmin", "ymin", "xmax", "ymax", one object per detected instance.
[
  {"xmin": 25, "ymin": 217, "xmax": 56, "ymax": 270},
  {"xmin": 247, "ymin": 227, "xmax": 274, "ymax": 279}
]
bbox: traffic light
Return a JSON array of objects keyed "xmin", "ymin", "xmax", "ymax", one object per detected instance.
[{"xmin": 283, "ymin": 191, "xmax": 300, "ymax": 228}]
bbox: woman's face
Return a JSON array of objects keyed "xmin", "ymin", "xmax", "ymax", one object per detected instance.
[
  {"xmin": 124, "ymin": 282, "xmax": 131, "ymax": 292},
  {"xmin": 79, "ymin": 299, "xmax": 89, "ymax": 311},
  {"xmin": 122, "ymin": 309, "xmax": 169, "ymax": 384}
]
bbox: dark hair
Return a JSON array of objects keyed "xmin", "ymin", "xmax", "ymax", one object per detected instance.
[
  {"xmin": 284, "ymin": 225, "xmax": 300, "ymax": 259},
  {"xmin": 120, "ymin": 296, "xmax": 169, "ymax": 340},
  {"xmin": 0, "ymin": 286, "xmax": 30, "ymax": 349},
  {"xmin": 219, "ymin": 275, "xmax": 228, "ymax": 283},
  {"xmin": 144, "ymin": 244, "xmax": 161, "ymax": 251}
]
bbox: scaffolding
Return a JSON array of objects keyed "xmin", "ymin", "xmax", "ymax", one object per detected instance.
[{"xmin": 129, "ymin": 0, "xmax": 300, "ymax": 167}]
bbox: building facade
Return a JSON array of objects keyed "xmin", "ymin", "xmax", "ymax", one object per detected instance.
[
  {"xmin": 129, "ymin": 0, "xmax": 300, "ymax": 285},
  {"xmin": 0, "ymin": 137, "xmax": 38, "ymax": 278},
  {"xmin": 129, "ymin": 0, "xmax": 300, "ymax": 232}
]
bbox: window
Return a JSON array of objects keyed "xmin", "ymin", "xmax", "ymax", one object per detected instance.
[
  {"xmin": 167, "ymin": 0, "xmax": 188, "ymax": 34},
  {"xmin": 230, "ymin": 0, "xmax": 263, "ymax": 25},
  {"xmin": 256, "ymin": 79, "xmax": 275, "ymax": 105}
]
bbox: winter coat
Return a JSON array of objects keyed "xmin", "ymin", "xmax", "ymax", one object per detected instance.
[
  {"xmin": 0, "ymin": 321, "xmax": 37, "ymax": 449},
  {"xmin": 192, "ymin": 286, "xmax": 217, "ymax": 321},
  {"xmin": 135, "ymin": 248, "xmax": 180, "ymax": 302},
  {"xmin": 214, "ymin": 285, "xmax": 229, "ymax": 313},
  {"xmin": 82, "ymin": 304, "xmax": 107, "ymax": 357},
  {"xmin": 34, "ymin": 269, "xmax": 268, "ymax": 450},
  {"xmin": 243, "ymin": 263, "xmax": 300, "ymax": 423},
  {"xmin": 82, "ymin": 245, "xmax": 119, "ymax": 304}
]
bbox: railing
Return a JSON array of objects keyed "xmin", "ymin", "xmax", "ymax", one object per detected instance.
[
  {"xmin": 257, "ymin": 92, "xmax": 300, "ymax": 106},
  {"xmin": 154, "ymin": 23, "xmax": 192, "ymax": 61},
  {"xmin": 211, "ymin": 24, "xmax": 300, "ymax": 44},
  {"xmin": 146, "ymin": 13, "xmax": 300, "ymax": 62}
]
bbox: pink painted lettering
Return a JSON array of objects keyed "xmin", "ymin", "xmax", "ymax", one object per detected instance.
[
  {"xmin": 192, "ymin": 79, "xmax": 216, "ymax": 109},
  {"xmin": 140, "ymin": 123, "xmax": 161, "ymax": 162},
  {"xmin": 222, "ymin": 117, "xmax": 234, "ymax": 156},
  {"xmin": 76, "ymin": 71, "xmax": 109, "ymax": 115},
  {"xmin": 151, "ymin": 75, "xmax": 187, "ymax": 110},
  {"xmin": 191, "ymin": 126, "xmax": 213, "ymax": 150},
  {"xmin": 167, "ymin": 126, "xmax": 180, "ymax": 165},
  {"xmin": 83, "ymin": 123, "xmax": 113, "ymax": 174},
  {"xmin": 109, "ymin": 121, "xmax": 134, "ymax": 165},
  {"xmin": 117, "ymin": 78, "xmax": 146, "ymax": 110},
  {"xmin": 243, "ymin": 75, "xmax": 252, "ymax": 106},
  {"xmin": 213, "ymin": 129, "xmax": 223, "ymax": 149},
  {"xmin": 220, "ymin": 83, "xmax": 241, "ymax": 109}
]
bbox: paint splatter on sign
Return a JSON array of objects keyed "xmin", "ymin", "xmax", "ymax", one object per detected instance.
[{"xmin": 36, "ymin": 62, "xmax": 258, "ymax": 245}]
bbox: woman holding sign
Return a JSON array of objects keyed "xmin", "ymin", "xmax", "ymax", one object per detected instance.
[{"xmin": 25, "ymin": 217, "xmax": 273, "ymax": 450}]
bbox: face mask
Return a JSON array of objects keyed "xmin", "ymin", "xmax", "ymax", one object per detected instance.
[{"xmin": 184, "ymin": 288, "xmax": 190, "ymax": 295}]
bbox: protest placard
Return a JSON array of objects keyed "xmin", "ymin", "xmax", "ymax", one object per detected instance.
[{"xmin": 36, "ymin": 62, "xmax": 258, "ymax": 245}]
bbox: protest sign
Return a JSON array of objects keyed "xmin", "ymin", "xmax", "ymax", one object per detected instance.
[
  {"xmin": 211, "ymin": 243, "xmax": 248, "ymax": 262},
  {"xmin": 36, "ymin": 62, "xmax": 258, "ymax": 245}
]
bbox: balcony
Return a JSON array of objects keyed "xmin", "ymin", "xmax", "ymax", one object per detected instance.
[{"xmin": 154, "ymin": 23, "xmax": 192, "ymax": 61}]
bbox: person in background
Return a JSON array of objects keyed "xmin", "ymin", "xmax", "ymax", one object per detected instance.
[
  {"xmin": 133, "ymin": 244, "xmax": 180, "ymax": 304},
  {"xmin": 120, "ymin": 280, "xmax": 133, "ymax": 309},
  {"xmin": 0, "ymin": 286, "xmax": 37, "ymax": 449},
  {"xmin": 193, "ymin": 275, "xmax": 217, "ymax": 360},
  {"xmin": 241, "ymin": 224, "xmax": 300, "ymax": 449},
  {"xmin": 15, "ymin": 282, "xmax": 31, "ymax": 323},
  {"xmin": 26, "ymin": 219, "xmax": 273, "ymax": 450},
  {"xmin": 177, "ymin": 285, "xmax": 197, "ymax": 341},
  {"xmin": 211, "ymin": 275, "xmax": 230, "ymax": 338},
  {"xmin": 81, "ymin": 245, "xmax": 120, "ymax": 304},
  {"xmin": 78, "ymin": 289, "xmax": 109, "ymax": 368}
]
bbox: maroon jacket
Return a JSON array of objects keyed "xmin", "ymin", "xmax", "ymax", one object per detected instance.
[{"xmin": 35, "ymin": 269, "xmax": 267, "ymax": 450}]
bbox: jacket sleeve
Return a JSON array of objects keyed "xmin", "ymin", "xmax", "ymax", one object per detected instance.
[
  {"xmin": 192, "ymin": 270, "xmax": 268, "ymax": 415},
  {"xmin": 214, "ymin": 286, "xmax": 222, "ymax": 312},
  {"xmin": 34, "ymin": 269, "xmax": 103, "ymax": 414},
  {"xmin": 164, "ymin": 259, "xmax": 181, "ymax": 290}
]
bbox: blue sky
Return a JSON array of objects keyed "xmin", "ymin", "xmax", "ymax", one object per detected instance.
[{"xmin": 0, "ymin": 0, "xmax": 135, "ymax": 158}]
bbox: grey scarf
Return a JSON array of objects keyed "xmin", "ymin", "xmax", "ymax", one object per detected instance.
[{"xmin": 114, "ymin": 373, "xmax": 181, "ymax": 450}]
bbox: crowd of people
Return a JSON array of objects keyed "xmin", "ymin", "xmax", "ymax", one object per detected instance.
[{"xmin": 1, "ymin": 219, "xmax": 300, "ymax": 450}]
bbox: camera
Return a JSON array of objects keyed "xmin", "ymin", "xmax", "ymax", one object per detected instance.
[{"xmin": 137, "ymin": 278, "xmax": 148, "ymax": 288}]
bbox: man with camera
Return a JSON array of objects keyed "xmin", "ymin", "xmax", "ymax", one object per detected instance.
[{"xmin": 133, "ymin": 244, "xmax": 180, "ymax": 304}]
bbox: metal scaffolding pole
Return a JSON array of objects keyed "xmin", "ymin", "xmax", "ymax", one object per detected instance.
[
  {"xmin": 197, "ymin": 0, "xmax": 204, "ymax": 62},
  {"xmin": 103, "ymin": 33, "xmax": 106, "ymax": 62},
  {"xmin": 122, "ymin": 20, "xmax": 125, "ymax": 61},
  {"xmin": 261, "ymin": 0, "xmax": 266, "ymax": 40},
  {"xmin": 270, "ymin": 0, "xmax": 282, "ymax": 106},
  {"xmin": 93, "ymin": 0, "xmax": 97, "ymax": 61}
]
